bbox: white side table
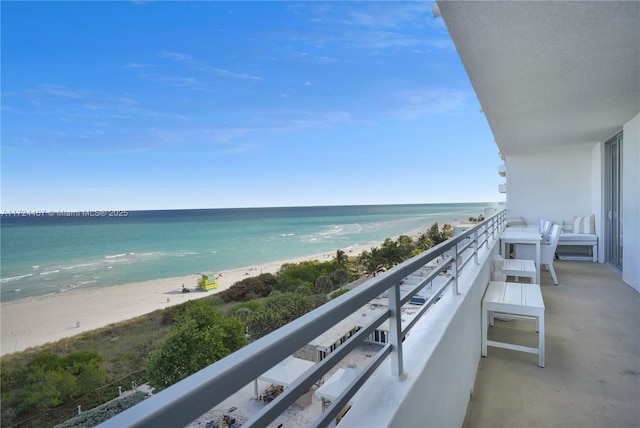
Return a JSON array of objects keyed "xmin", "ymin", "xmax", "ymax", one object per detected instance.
[{"xmin": 482, "ymin": 281, "xmax": 545, "ymax": 367}]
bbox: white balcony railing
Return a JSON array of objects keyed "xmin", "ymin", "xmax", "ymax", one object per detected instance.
[{"xmin": 99, "ymin": 210, "xmax": 507, "ymax": 428}]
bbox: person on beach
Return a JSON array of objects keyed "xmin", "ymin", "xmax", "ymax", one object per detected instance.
[{"xmin": 182, "ymin": 284, "xmax": 190, "ymax": 293}]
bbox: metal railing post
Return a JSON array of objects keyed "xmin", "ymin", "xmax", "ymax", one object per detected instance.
[
  {"xmin": 452, "ymin": 246, "xmax": 459, "ymax": 295},
  {"xmin": 474, "ymin": 230, "xmax": 479, "ymax": 264},
  {"xmin": 388, "ymin": 283, "xmax": 404, "ymax": 379}
]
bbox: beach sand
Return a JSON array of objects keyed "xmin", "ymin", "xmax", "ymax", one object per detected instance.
[
  {"xmin": 0, "ymin": 248, "xmax": 353, "ymax": 356},
  {"xmin": 0, "ymin": 221, "xmax": 449, "ymax": 357}
]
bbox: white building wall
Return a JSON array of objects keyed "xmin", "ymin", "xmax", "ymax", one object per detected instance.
[
  {"xmin": 505, "ymin": 148, "xmax": 595, "ymax": 227},
  {"xmin": 622, "ymin": 113, "xmax": 639, "ymax": 292}
]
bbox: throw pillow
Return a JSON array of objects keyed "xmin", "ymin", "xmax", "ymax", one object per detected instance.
[{"xmin": 573, "ymin": 215, "xmax": 595, "ymax": 234}]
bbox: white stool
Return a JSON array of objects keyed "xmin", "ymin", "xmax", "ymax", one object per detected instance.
[{"xmin": 502, "ymin": 258, "xmax": 536, "ymax": 283}]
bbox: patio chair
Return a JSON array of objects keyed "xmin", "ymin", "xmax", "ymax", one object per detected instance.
[{"xmin": 541, "ymin": 224, "xmax": 562, "ymax": 285}]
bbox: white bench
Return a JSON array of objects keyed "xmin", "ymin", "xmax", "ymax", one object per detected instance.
[
  {"xmin": 482, "ymin": 281, "xmax": 545, "ymax": 367},
  {"xmin": 558, "ymin": 233, "xmax": 598, "ymax": 262}
]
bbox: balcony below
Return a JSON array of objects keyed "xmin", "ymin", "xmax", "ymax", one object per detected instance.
[{"xmin": 464, "ymin": 260, "xmax": 640, "ymax": 427}]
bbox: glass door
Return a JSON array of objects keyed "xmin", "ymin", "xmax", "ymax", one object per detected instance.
[{"xmin": 605, "ymin": 133, "xmax": 623, "ymax": 271}]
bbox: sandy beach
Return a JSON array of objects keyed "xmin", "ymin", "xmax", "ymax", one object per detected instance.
[
  {"xmin": 0, "ymin": 222, "xmax": 446, "ymax": 357},
  {"xmin": 0, "ymin": 243, "xmax": 375, "ymax": 356}
]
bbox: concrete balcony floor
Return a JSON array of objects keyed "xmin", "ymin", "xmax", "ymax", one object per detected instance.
[{"xmin": 464, "ymin": 261, "xmax": 640, "ymax": 428}]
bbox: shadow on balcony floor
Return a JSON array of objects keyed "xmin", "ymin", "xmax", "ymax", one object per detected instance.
[{"xmin": 464, "ymin": 261, "xmax": 640, "ymax": 428}]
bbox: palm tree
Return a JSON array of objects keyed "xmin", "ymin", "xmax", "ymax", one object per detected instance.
[
  {"xmin": 380, "ymin": 241, "xmax": 403, "ymax": 269},
  {"xmin": 428, "ymin": 222, "xmax": 443, "ymax": 245},
  {"xmin": 416, "ymin": 232, "xmax": 433, "ymax": 251},
  {"xmin": 315, "ymin": 275, "xmax": 334, "ymax": 294},
  {"xmin": 441, "ymin": 224, "xmax": 454, "ymax": 240},
  {"xmin": 332, "ymin": 267, "xmax": 349, "ymax": 288},
  {"xmin": 333, "ymin": 249, "xmax": 349, "ymax": 271},
  {"xmin": 396, "ymin": 234, "xmax": 414, "ymax": 258},
  {"xmin": 359, "ymin": 247, "xmax": 386, "ymax": 277}
]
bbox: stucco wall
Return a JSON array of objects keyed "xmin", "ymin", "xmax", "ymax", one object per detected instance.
[
  {"xmin": 505, "ymin": 148, "xmax": 595, "ymax": 227},
  {"xmin": 340, "ymin": 239, "xmax": 499, "ymax": 427},
  {"xmin": 622, "ymin": 113, "xmax": 639, "ymax": 292}
]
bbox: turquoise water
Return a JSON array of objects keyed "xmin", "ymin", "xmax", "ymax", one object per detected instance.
[{"xmin": 0, "ymin": 203, "xmax": 497, "ymax": 302}]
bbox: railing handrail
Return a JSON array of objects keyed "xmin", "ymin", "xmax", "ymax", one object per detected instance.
[{"xmin": 99, "ymin": 210, "xmax": 506, "ymax": 428}]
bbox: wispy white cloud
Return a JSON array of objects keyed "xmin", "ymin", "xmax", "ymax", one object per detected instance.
[
  {"xmin": 154, "ymin": 75, "xmax": 199, "ymax": 87},
  {"xmin": 26, "ymin": 84, "xmax": 85, "ymax": 100},
  {"xmin": 85, "ymin": 146, "xmax": 152, "ymax": 156},
  {"xmin": 125, "ymin": 62, "xmax": 156, "ymax": 68},
  {"xmin": 258, "ymin": 110, "xmax": 354, "ymax": 134},
  {"xmin": 346, "ymin": 4, "xmax": 431, "ymax": 29},
  {"xmin": 213, "ymin": 68, "xmax": 261, "ymax": 81},
  {"xmin": 313, "ymin": 56, "xmax": 338, "ymax": 64},
  {"xmin": 387, "ymin": 88, "xmax": 469, "ymax": 119},
  {"xmin": 159, "ymin": 51, "xmax": 194, "ymax": 62},
  {"xmin": 301, "ymin": 3, "xmax": 451, "ymax": 52},
  {"xmin": 157, "ymin": 50, "xmax": 261, "ymax": 82}
]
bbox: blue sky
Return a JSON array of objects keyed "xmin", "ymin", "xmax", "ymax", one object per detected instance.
[{"xmin": 1, "ymin": 1, "xmax": 503, "ymax": 211}]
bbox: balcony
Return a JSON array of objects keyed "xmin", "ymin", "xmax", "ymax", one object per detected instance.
[
  {"xmin": 99, "ymin": 211, "xmax": 639, "ymax": 427},
  {"xmin": 498, "ymin": 163, "xmax": 506, "ymax": 177},
  {"xmin": 463, "ymin": 260, "xmax": 640, "ymax": 427}
]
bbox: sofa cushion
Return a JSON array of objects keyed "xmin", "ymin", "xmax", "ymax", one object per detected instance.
[{"xmin": 559, "ymin": 233, "xmax": 598, "ymax": 243}]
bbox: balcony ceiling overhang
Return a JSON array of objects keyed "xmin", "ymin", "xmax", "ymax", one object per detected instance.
[{"xmin": 437, "ymin": 1, "xmax": 640, "ymax": 156}]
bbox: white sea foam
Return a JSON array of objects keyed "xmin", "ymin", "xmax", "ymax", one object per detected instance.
[
  {"xmin": 1, "ymin": 274, "xmax": 34, "ymax": 283},
  {"xmin": 63, "ymin": 261, "xmax": 101, "ymax": 270},
  {"xmin": 40, "ymin": 270, "xmax": 61, "ymax": 275},
  {"xmin": 104, "ymin": 253, "xmax": 127, "ymax": 259}
]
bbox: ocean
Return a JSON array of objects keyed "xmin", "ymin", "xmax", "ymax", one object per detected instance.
[{"xmin": 0, "ymin": 203, "xmax": 497, "ymax": 302}]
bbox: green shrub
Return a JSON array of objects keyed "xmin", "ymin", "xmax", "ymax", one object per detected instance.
[
  {"xmin": 218, "ymin": 274, "xmax": 275, "ymax": 302},
  {"xmin": 246, "ymin": 293, "xmax": 315, "ymax": 339},
  {"xmin": 331, "ymin": 289, "xmax": 350, "ymax": 299},
  {"xmin": 8, "ymin": 351, "xmax": 107, "ymax": 415},
  {"xmin": 56, "ymin": 391, "xmax": 149, "ymax": 428},
  {"xmin": 146, "ymin": 301, "xmax": 247, "ymax": 391}
]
